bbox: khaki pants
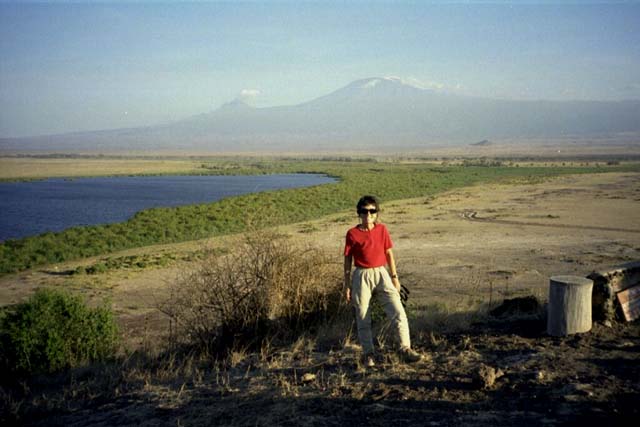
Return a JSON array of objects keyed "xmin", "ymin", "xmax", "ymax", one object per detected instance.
[{"xmin": 351, "ymin": 266, "xmax": 411, "ymax": 354}]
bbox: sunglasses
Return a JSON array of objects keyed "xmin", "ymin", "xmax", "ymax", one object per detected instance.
[{"xmin": 357, "ymin": 208, "xmax": 378, "ymax": 215}]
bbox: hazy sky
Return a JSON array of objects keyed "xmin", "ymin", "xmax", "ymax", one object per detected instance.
[{"xmin": 1, "ymin": 1, "xmax": 639, "ymax": 137}]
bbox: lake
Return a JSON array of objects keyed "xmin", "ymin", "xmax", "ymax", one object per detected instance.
[{"xmin": 0, "ymin": 174, "xmax": 335, "ymax": 241}]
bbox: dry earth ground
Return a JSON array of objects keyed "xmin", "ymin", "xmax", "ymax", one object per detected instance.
[
  {"xmin": 4, "ymin": 172, "xmax": 640, "ymax": 340},
  {"xmin": 0, "ymin": 158, "xmax": 204, "ymax": 180},
  {"xmin": 287, "ymin": 171, "xmax": 640, "ymax": 316},
  {"xmin": 2, "ymin": 171, "xmax": 639, "ymax": 426}
]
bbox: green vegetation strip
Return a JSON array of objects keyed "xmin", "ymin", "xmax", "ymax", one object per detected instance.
[{"xmin": 1, "ymin": 160, "xmax": 638, "ymax": 274}]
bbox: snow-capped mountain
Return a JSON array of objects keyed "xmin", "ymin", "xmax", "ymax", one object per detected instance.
[{"xmin": 2, "ymin": 77, "xmax": 640, "ymax": 152}]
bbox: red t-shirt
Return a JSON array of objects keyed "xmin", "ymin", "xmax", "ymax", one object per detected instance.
[{"xmin": 344, "ymin": 223, "xmax": 393, "ymax": 268}]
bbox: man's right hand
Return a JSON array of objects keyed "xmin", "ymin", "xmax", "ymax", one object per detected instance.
[{"xmin": 345, "ymin": 287, "xmax": 351, "ymax": 303}]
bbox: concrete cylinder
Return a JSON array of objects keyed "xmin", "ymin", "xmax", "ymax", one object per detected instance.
[{"xmin": 547, "ymin": 275, "xmax": 593, "ymax": 337}]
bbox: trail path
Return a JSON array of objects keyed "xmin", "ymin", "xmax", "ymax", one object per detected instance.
[{"xmin": 461, "ymin": 210, "xmax": 640, "ymax": 234}]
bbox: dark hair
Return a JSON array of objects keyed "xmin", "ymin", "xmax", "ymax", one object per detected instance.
[{"xmin": 356, "ymin": 195, "xmax": 380, "ymax": 211}]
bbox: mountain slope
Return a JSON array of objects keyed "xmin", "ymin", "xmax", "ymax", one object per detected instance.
[{"xmin": 2, "ymin": 77, "xmax": 639, "ymax": 152}]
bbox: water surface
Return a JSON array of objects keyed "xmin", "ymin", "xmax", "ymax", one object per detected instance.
[{"xmin": 0, "ymin": 174, "xmax": 335, "ymax": 241}]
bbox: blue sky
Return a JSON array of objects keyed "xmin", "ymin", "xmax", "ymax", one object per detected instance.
[{"xmin": 1, "ymin": 1, "xmax": 639, "ymax": 137}]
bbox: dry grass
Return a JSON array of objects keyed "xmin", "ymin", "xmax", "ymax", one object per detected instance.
[
  {"xmin": 159, "ymin": 230, "xmax": 346, "ymax": 355},
  {"xmin": 0, "ymin": 157, "xmax": 202, "ymax": 179},
  {"xmin": 2, "ymin": 230, "xmax": 553, "ymax": 425},
  {"xmin": 4, "ymin": 288, "xmax": 635, "ymax": 427}
]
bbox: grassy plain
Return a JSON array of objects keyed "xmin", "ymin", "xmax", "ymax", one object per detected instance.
[{"xmin": 2, "ymin": 156, "xmax": 639, "ymax": 275}]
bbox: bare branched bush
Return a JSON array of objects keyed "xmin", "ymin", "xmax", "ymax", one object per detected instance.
[{"xmin": 160, "ymin": 232, "xmax": 344, "ymax": 354}]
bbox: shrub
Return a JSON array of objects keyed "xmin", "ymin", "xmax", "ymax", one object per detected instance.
[
  {"xmin": 161, "ymin": 231, "xmax": 344, "ymax": 354},
  {"xmin": 0, "ymin": 289, "xmax": 119, "ymax": 375}
]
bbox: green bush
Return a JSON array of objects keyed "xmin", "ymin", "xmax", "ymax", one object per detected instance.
[{"xmin": 0, "ymin": 289, "xmax": 119, "ymax": 375}]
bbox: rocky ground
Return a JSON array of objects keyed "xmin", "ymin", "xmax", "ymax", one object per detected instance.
[{"xmin": 9, "ymin": 315, "xmax": 639, "ymax": 426}]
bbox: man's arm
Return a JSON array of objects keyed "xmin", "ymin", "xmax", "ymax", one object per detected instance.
[
  {"xmin": 344, "ymin": 255, "xmax": 353, "ymax": 303},
  {"xmin": 386, "ymin": 248, "xmax": 401, "ymax": 291}
]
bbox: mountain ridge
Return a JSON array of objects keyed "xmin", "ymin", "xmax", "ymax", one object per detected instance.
[{"xmin": 2, "ymin": 77, "xmax": 640, "ymax": 152}]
